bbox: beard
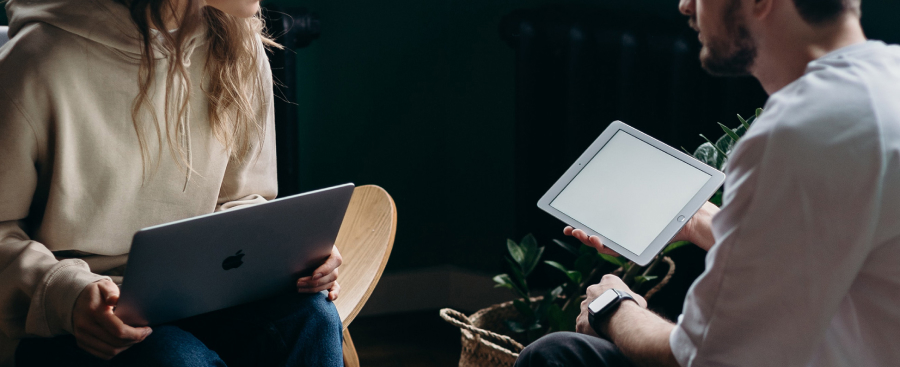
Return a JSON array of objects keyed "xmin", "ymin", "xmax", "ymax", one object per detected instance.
[{"xmin": 694, "ymin": 0, "xmax": 758, "ymax": 76}]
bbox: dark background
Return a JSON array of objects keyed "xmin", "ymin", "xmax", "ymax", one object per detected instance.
[
  {"xmin": 2, "ymin": 0, "xmax": 897, "ymax": 277},
  {"xmin": 259, "ymin": 0, "xmax": 900, "ymax": 278}
]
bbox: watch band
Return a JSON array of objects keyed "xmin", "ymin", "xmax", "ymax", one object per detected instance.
[{"xmin": 587, "ymin": 289, "xmax": 637, "ymax": 336}]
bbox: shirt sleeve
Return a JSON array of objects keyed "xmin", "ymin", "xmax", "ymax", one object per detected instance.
[
  {"xmin": 215, "ymin": 39, "xmax": 278, "ymax": 212},
  {"xmin": 669, "ymin": 108, "xmax": 883, "ymax": 366},
  {"xmin": 0, "ymin": 90, "xmax": 107, "ymax": 339}
]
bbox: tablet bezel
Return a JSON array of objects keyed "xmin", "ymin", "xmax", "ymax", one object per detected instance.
[{"xmin": 537, "ymin": 121, "xmax": 725, "ymax": 266}]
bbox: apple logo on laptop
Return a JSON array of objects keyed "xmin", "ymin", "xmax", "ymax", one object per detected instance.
[{"xmin": 222, "ymin": 250, "xmax": 245, "ymax": 270}]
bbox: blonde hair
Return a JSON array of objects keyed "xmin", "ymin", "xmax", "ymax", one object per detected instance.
[{"xmin": 122, "ymin": 0, "xmax": 280, "ymax": 180}]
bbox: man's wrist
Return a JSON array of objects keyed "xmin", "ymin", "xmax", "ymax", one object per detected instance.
[{"xmin": 595, "ymin": 299, "xmax": 643, "ymax": 340}]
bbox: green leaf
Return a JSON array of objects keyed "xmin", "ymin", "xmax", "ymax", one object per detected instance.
[
  {"xmin": 545, "ymin": 261, "xmax": 582, "ymax": 285},
  {"xmin": 522, "ymin": 247, "xmax": 544, "ymax": 277},
  {"xmin": 520, "ymin": 234, "xmax": 543, "ymax": 276},
  {"xmin": 599, "ymin": 253, "xmax": 625, "ymax": 267},
  {"xmin": 535, "ymin": 286, "xmax": 563, "ymax": 324},
  {"xmin": 563, "ymin": 299, "xmax": 581, "ymax": 328},
  {"xmin": 756, "ymin": 107, "xmax": 763, "ymax": 118},
  {"xmin": 547, "ymin": 303, "xmax": 565, "ymax": 331},
  {"xmin": 737, "ymin": 114, "xmax": 751, "ymax": 130},
  {"xmin": 717, "ymin": 122, "xmax": 741, "ymax": 143},
  {"xmin": 710, "ymin": 190, "xmax": 724, "ymax": 206},
  {"xmin": 567, "ymin": 270, "xmax": 583, "ymax": 284},
  {"xmin": 507, "ymin": 239, "xmax": 524, "ymax": 265},
  {"xmin": 552, "ymin": 239, "xmax": 579, "ymax": 255},
  {"xmin": 513, "ymin": 299, "xmax": 535, "ymax": 320},
  {"xmin": 505, "ymin": 257, "xmax": 529, "ymax": 294},
  {"xmin": 494, "ymin": 274, "xmax": 527, "ymax": 299},
  {"xmin": 550, "ymin": 285, "xmax": 564, "ymax": 299},
  {"xmin": 493, "ymin": 274, "xmax": 513, "ymax": 289},
  {"xmin": 693, "ymin": 143, "xmax": 719, "ymax": 167},
  {"xmin": 578, "ymin": 243, "xmax": 597, "ymax": 256},
  {"xmin": 663, "ymin": 241, "xmax": 691, "ymax": 255},
  {"xmin": 574, "ymin": 253, "xmax": 598, "ymax": 275},
  {"xmin": 699, "ymin": 134, "xmax": 729, "ymax": 158},
  {"xmin": 544, "ymin": 260, "xmax": 570, "ymax": 274},
  {"xmin": 634, "ymin": 275, "xmax": 658, "ymax": 285},
  {"xmin": 504, "ymin": 319, "xmax": 526, "ymax": 333},
  {"xmin": 521, "ymin": 234, "xmax": 538, "ymax": 254}
]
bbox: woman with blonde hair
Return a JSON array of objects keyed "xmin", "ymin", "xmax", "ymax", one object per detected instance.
[{"xmin": 0, "ymin": 0, "xmax": 344, "ymax": 365}]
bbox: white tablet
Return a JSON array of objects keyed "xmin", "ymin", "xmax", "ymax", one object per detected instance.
[{"xmin": 537, "ymin": 121, "xmax": 725, "ymax": 266}]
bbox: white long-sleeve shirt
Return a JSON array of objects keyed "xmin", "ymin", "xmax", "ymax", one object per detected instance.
[{"xmin": 670, "ymin": 41, "xmax": 900, "ymax": 367}]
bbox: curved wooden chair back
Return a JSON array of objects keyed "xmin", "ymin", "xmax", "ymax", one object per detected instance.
[{"xmin": 333, "ymin": 185, "xmax": 396, "ymax": 366}]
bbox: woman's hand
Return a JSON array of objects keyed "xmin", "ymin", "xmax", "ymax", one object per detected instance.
[
  {"xmin": 72, "ymin": 279, "xmax": 152, "ymax": 360},
  {"xmin": 564, "ymin": 201, "xmax": 720, "ymax": 254},
  {"xmin": 297, "ymin": 246, "xmax": 342, "ymax": 301}
]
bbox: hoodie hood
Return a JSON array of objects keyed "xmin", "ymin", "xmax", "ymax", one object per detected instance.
[
  {"xmin": 7, "ymin": 0, "xmax": 145, "ymax": 55},
  {"xmin": 7, "ymin": 0, "xmax": 209, "ymax": 190},
  {"xmin": 6, "ymin": 0, "xmax": 206, "ymax": 57}
]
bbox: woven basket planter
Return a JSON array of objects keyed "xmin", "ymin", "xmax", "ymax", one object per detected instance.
[{"xmin": 440, "ymin": 256, "xmax": 675, "ymax": 367}]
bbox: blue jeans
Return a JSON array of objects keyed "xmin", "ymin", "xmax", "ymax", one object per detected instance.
[{"xmin": 15, "ymin": 291, "xmax": 344, "ymax": 367}]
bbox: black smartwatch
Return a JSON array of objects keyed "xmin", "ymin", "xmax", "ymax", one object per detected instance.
[{"xmin": 587, "ymin": 288, "xmax": 637, "ymax": 335}]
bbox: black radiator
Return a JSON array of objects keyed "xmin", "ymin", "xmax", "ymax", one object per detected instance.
[
  {"xmin": 501, "ymin": 5, "xmax": 768, "ymax": 244},
  {"xmin": 264, "ymin": 7, "xmax": 320, "ymax": 197},
  {"xmin": 501, "ymin": 5, "xmax": 768, "ymax": 317}
]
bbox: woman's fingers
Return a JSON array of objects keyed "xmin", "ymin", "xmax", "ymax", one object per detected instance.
[
  {"xmin": 80, "ymin": 319, "xmax": 137, "ymax": 348},
  {"xmin": 298, "ymin": 267, "xmax": 339, "ymax": 289},
  {"xmin": 95, "ymin": 308, "xmax": 151, "ymax": 346},
  {"xmin": 96, "ymin": 279, "xmax": 120, "ymax": 305},
  {"xmin": 328, "ymin": 282, "xmax": 341, "ymax": 301},
  {"xmin": 310, "ymin": 246, "xmax": 343, "ymax": 281}
]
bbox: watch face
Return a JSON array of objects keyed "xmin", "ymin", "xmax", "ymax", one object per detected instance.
[{"xmin": 589, "ymin": 289, "xmax": 620, "ymax": 313}]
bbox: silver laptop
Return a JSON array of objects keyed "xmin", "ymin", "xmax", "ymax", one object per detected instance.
[{"xmin": 115, "ymin": 183, "xmax": 355, "ymax": 326}]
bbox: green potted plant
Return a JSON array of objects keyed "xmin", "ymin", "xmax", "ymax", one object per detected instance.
[{"xmin": 441, "ymin": 109, "xmax": 762, "ymax": 367}]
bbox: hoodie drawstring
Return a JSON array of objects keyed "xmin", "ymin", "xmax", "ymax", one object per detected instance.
[{"xmin": 179, "ymin": 40, "xmax": 197, "ymax": 192}]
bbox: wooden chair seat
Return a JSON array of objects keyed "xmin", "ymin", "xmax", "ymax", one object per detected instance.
[{"xmin": 333, "ymin": 185, "xmax": 397, "ymax": 366}]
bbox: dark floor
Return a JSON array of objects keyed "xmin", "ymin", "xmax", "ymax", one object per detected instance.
[{"xmin": 349, "ymin": 310, "xmax": 462, "ymax": 367}]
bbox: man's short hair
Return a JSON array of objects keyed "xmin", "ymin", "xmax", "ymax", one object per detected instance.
[{"xmin": 793, "ymin": 0, "xmax": 861, "ymax": 24}]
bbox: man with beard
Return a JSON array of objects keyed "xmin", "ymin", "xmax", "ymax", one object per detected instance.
[{"xmin": 516, "ymin": 0, "xmax": 900, "ymax": 366}]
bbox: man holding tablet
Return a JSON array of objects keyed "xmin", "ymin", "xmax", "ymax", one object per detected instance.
[{"xmin": 516, "ymin": 0, "xmax": 900, "ymax": 366}]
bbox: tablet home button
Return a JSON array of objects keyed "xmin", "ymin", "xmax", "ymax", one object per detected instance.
[{"xmin": 677, "ymin": 215, "xmax": 686, "ymax": 222}]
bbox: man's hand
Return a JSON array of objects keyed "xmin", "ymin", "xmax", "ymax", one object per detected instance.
[
  {"xmin": 297, "ymin": 245, "xmax": 342, "ymax": 301},
  {"xmin": 72, "ymin": 279, "xmax": 152, "ymax": 360},
  {"xmin": 577, "ymin": 275, "xmax": 647, "ymax": 338},
  {"xmin": 670, "ymin": 201, "xmax": 719, "ymax": 251},
  {"xmin": 564, "ymin": 226, "xmax": 620, "ymax": 256},
  {"xmin": 565, "ymin": 200, "xmax": 720, "ymax": 254}
]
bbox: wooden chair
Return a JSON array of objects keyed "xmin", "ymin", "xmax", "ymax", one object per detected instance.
[{"xmin": 332, "ymin": 185, "xmax": 397, "ymax": 367}]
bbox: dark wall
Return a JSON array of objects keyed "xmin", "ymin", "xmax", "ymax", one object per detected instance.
[
  {"xmin": 267, "ymin": 0, "xmax": 900, "ymax": 275},
  {"xmin": 1, "ymin": 0, "xmax": 896, "ymax": 274}
]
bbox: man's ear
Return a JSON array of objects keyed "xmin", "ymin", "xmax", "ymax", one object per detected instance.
[{"xmin": 751, "ymin": 0, "xmax": 775, "ymax": 20}]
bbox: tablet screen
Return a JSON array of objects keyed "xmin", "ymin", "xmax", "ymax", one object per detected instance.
[{"xmin": 549, "ymin": 130, "xmax": 711, "ymax": 255}]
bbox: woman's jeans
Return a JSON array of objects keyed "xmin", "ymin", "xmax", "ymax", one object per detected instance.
[{"xmin": 15, "ymin": 291, "xmax": 344, "ymax": 367}]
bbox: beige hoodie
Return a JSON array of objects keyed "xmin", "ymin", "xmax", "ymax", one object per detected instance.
[{"xmin": 0, "ymin": 0, "xmax": 277, "ymax": 345}]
